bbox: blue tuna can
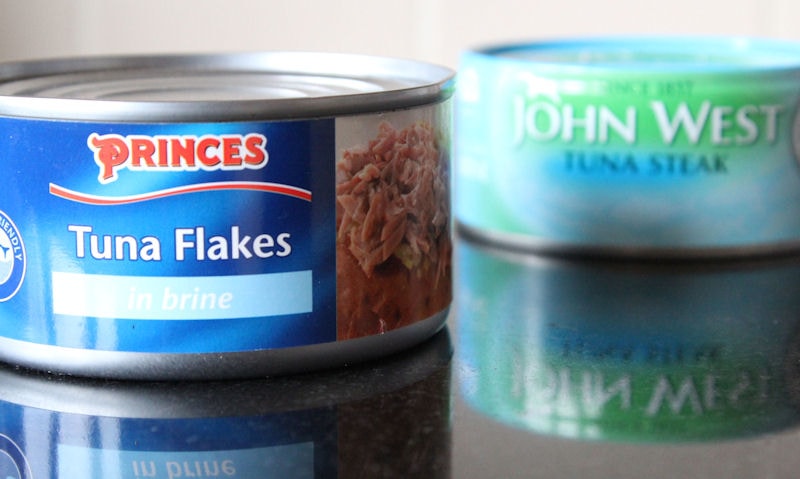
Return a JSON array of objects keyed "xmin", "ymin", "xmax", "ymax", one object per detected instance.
[{"xmin": 0, "ymin": 52, "xmax": 454, "ymax": 379}]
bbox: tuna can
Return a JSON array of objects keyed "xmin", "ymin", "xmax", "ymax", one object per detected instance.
[
  {"xmin": 0, "ymin": 52, "xmax": 454, "ymax": 379},
  {"xmin": 456, "ymin": 37, "xmax": 800, "ymax": 258}
]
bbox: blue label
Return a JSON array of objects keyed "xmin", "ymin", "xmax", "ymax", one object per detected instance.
[
  {"xmin": 0, "ymin": 102, "xmax": 452, "ymax": 355},
  {"xmin": 0, "ymin": 118, "xmax": 337, "ymax": 353}
]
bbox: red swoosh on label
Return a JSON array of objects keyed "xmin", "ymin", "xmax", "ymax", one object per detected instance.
[{"xmin": 49, "ymin": 181, "xmax": 312, "ymax": 205}]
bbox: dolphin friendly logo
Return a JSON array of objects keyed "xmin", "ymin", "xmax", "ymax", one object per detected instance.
[{"xmin": 0, "ymin": 211, "xmax": 25, "ymax": 302}]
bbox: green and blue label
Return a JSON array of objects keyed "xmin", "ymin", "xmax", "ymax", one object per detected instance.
[{"xmin": 457, "ymin": 38, "xmax": 800, "ymax": 252}]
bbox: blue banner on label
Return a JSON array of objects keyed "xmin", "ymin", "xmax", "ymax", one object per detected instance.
[{"xmin": 52, "ymin": 271, "xmax": 313, "ymax": 320}]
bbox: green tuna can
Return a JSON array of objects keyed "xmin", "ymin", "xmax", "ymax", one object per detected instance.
[{"xmin": 456, "ymin": 37, "xmax": 800, "ymax": 257}]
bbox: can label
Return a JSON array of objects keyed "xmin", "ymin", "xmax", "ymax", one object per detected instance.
[
  {"xmin": 457, "ymin": 50, "xmax": 800, "ymax": 251},
  {"xmin": 0, "ymin": 103, "xmax": 451, "ymax": 353}
]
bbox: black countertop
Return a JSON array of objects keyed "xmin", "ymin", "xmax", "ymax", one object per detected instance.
[{"xmin": 2, "ymin": 236, "xmax": 800, "ymax": 478}]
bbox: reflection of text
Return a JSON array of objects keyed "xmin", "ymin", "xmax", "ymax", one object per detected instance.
[
  {"xmin": 132, "ymin": 459, "xmax": 236, "ymax": 478},
  {"xmin": 58, "ymin": 441, "xmax": 316, "ymax": 479},
  {"xmin": 510, "ymin": 364, "xmax": 773, "ymax": 418}
]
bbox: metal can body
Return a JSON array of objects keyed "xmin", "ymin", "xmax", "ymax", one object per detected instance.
[
  {"xmin": 456, "ymin": 37, "xmax": 800, "ymax": 257},
  {"xmin": 0, "ymin": 53, "xmax": 454, "ymax": 379}
]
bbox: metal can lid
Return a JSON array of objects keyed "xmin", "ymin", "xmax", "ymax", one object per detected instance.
[
  {"xmin": 472, "ymin": 36, "xmax": 800, "ymax": 73},
  {"xmin": 0, "ymin": 52, "xmax": 455, "ymax": 122}
]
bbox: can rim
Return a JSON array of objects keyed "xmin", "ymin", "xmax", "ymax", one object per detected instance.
[
  {"xmin": 0, "ymin": 52, "xmax": 455, "ymax": 122},
  {"xmin": 467, "ymin": 36, "xmax": 800, "ymax": 74},
  {"xmin": 0, "ymin": 321, "xmax": 451, "ymax": 417}
]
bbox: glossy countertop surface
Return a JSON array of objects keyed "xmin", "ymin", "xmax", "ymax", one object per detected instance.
[{"xmin": 3, "ymin": 236, "xmax": 800, "ymax": 478}]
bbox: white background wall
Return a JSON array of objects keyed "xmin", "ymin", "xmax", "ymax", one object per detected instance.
[{"xmin": 3, "ymin": 0, "xmax": 800, "ymax": 68}]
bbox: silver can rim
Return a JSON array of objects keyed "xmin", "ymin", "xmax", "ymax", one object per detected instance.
[
  {"xmin": 465, "ymin": 36, "xmax": 800, "ymax": 75},
  {"xmin": 0, "ymin": 309, "xmax": 450, "ymax": 382},
  {"xmin": 0, "ymin": 51, "xmax": 455, "ymax": 122}
]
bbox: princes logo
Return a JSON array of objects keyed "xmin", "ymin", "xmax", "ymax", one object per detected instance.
[
  {"xmin": 88, "ymin": 132, "xmax": 269, "ymax": 184},
  {"xmin": 0, "ymin": 211, "xmax": 25, "ymax": 302},
  {"xmin": 47, "ymin": 131, "xmax": 312, "ymax": 206}
]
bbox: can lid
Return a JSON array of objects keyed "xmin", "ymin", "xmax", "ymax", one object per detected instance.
[
  {"xmin": 472, "ymin": 36, "xmax": 800, "ymax": 73},
  {"xmin": 0, "ymin": 52, "xmax": 454, "ymax": 122}
]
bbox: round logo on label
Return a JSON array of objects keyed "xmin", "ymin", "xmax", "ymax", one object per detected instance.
[
  {"xmin": 0, "ymin": 435, "xmax": 31, "ymax": 479},
  {"xmin": 0, "ymin": 211, "xmax": 25, "ymax": 302}
]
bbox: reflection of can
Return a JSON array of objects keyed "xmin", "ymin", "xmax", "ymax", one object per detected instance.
[
  {"xmin": 457, "ymin": 37, "xmax": 800, "ymax": 257},
  {"xmin": 0, "ymin": 328, "xmax": 452, "ymax": 478},
  {"xmin": 0, "ymin": 53, "xmax": 454, "ymax": 379},
  {"xmin": 456, "ymin": 237, "xmax": 800, "ymax": 442}
]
